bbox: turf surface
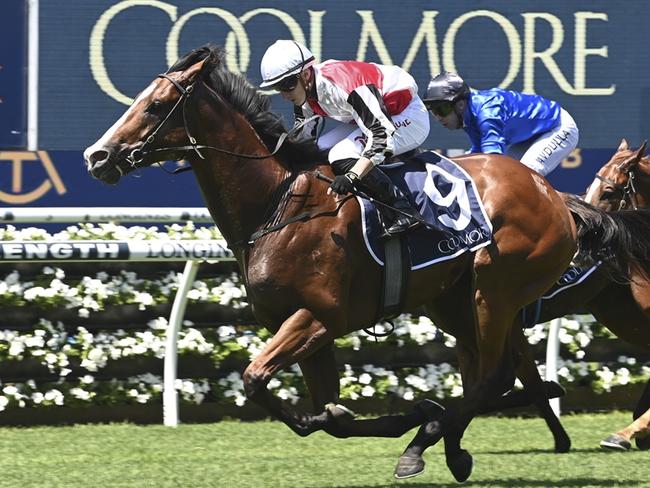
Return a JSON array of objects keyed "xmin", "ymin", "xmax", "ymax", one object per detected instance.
[{"xmin": 0, "ymin": 411, "xmax": 644, "ymax": 487}]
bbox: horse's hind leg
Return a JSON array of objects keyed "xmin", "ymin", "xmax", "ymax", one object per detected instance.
[
  {"xmin": 396, "ymin": 268, "xmax": 488, "ymax": 482},
  {"xmin": 601, "ymin": 406, "xmax": 650, "ymax": 451},
  {"xmin": 601, "ymin": 378, "xmax": 650, "ymax": 450},
  {"xmin": 396, "ymin": 280, "xmax": 517, "ymax": 480},
  {"xmin": 512, "ymin": 325, "xmax": 571, "ymax": 452},
  {"xmin": 634, "ymin": 380, "xmax": 650, "ymax": 450}
]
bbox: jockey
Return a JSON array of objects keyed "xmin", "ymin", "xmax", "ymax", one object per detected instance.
[
  {"xmin": 423, "ymin": 72, "xmax": 579, "ymax": 177},
  {"xmin": 260, "ymin": 40, "xmax": 430, "ymax": 236}
]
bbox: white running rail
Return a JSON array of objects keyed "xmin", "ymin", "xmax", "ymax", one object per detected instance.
[{"xmin": 1, "ymin": 208, "xmax": 234, "ymax": 427}]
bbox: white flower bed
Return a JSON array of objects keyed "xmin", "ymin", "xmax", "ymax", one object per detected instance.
[{"xmin": 0, "ymin": 223, "xmax": 647, "ymax": 411}]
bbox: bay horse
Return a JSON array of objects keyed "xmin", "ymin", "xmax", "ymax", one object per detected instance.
[
  {"xmin": 83, "ymin": 45, "xmax": 650, "ymax": 480},
  {"xmin": 562, "ymin": 138, "xmax": 650, "ymax": 450}
]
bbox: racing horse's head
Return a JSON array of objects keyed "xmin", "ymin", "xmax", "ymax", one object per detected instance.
[
  {"xmin": 84, "ymin": 45, "xmax": 220, "ymax": 184},
  {"xmin": 584, "ymin": 139, "xmax": 649, "ymax": 211}
]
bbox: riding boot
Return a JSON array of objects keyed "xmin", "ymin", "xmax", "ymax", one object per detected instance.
[
  {"xmin": 330, "ymin": 158, "xmax": 421, "ymax": 236},
  {"xmin": 358, "ymin": 166, "xmax": 422, "ymax": 236}
]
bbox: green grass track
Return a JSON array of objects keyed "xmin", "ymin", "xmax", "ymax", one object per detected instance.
[{"xmin": 0, "ymin": 412, "xmax": 644, "ymax": 487}]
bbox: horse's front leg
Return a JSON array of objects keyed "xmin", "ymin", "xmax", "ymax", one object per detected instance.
[
  {"xmin": 242, "ymin": 308, "xmax": 332, "ymax": 436},
  {"xmin": 298, "ymin": 339, "xmax": 446, "ymax": 438}
]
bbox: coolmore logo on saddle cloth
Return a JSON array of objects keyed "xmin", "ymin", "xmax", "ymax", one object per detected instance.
[
  {"xmin": 541, "ymin": 261, "xmax": 602, "ymax": 300},
  {"xmin": 358, "ymin": 151, "xmax": 493, "ymax": 270},
  {"xmin": 521, "ymin": 261, "xmax": 602, "ymax": 327}
]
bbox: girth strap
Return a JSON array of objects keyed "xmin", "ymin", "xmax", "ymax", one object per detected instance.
[{"xmin": 380, "ymin": 236, "xmax": 410, "ymax": 319}]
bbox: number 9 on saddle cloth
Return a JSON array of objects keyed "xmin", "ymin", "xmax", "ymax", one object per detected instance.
[{"xmin": 355, "ymin": 151, "xmax": 493, "ymax": 270}]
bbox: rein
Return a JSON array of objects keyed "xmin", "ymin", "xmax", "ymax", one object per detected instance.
[
  {"xmin": 123, "ymin": 72, "xmax": 424, "ymax": 250},
  {"xmin": 124, "ymin": 73, "xmax": 320, "ymax": 173},
  {"xmin": 595, "ymin": 169, "xmax": 638, "ymax": 210},
  {"xmin": 121, "ymin": 73, "xmax": 322, "ymax": 248}
]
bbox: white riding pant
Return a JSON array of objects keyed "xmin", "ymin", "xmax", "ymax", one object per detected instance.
[
  {"xmin": 506, "ymin": 109, "xmax": 579, "ymax": 176},
  {"xmin": 317, "ymin": 97, "xmax": 430, "ymax": 164}
]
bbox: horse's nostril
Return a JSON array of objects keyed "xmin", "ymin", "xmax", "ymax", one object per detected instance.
[{"xmin": 89, "ymin": 150, "xmax": 109, "ymax": 167}]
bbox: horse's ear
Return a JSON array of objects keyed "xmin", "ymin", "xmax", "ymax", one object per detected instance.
[
  {"xmin": 617, "ymin": 138, "xmax": 629, "ymax": 152},
  {"xmin": 620, "ymin": 140, "xmax": 647, "ymax": 171},
  {"xmin": 201, "ymin": 49, "xmax": 222, "ymax": 78},
  {"xmin": 181, "ymin": 59, "xmax": 207, "ymax": 83}
]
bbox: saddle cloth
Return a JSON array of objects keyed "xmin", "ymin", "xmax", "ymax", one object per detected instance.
[
  {"xmin": 358, "ymin": 151, "xmax": 493, "ymax": 270},
  {"xmin": 541, "ymin": 262, "xmax": 602, "ymax": 300},
  {"xmin": 521, "ymin": 262, "xmax": 602, "ymax": 327}
]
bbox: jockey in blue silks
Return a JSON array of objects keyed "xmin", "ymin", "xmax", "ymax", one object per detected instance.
[{"xmin": 423, "ymin": 72, "xmax": 579, "ymax": 176}]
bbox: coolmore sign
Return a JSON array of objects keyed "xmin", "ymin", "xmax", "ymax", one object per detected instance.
[{"xmin": 37, "ymin": 1, "xmax": 648, "ymax": 151}]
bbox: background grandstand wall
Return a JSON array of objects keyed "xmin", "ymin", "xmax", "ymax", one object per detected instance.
[{"xmin": 0, "ymin": 0, "xmax": 649, "ymax": 424}]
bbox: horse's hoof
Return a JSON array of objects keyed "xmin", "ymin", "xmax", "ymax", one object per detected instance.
[
  {"xmin": 325, "ymin": 403, "xmax": 357, "ymax": 420},
  {"xmin": 447, "ymin": 449, "xmax": 473, "ymax": 483},
  {"xmin": 554, "ymin": 434, "xmax": 571, "ymax": 453},
  {"xmin": 635, "ymin": 436, "xmax": 650, "ymax": 450},
  {"xmin": 394, "ymin": 455, "xmax": 425, "ymax": 479},
  {"xmin": 600, "ymin": 434, "xmax": 631, "ymax": 450},
  {"xmin": 415, "ymin": 399, "xmax": 446, "ymax": 420}
]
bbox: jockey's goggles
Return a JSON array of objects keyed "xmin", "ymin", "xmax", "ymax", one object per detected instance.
[
  {"xmin": 425, "ymin": 100, "xmax": 455, "ymax": 117},
  {"xmin": 272, "ymin": 74, "xmax": 300, "ymax": 92}
]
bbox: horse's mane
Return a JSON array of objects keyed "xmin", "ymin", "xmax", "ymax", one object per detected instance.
[{"xmin": 167, "ymin": 44, "xmax": 325, "ymax": 169}]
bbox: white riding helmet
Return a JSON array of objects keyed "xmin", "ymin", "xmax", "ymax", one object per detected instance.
[{"xmin": 260, "ymin": 40, "xmax": 316, "ymax": 88}]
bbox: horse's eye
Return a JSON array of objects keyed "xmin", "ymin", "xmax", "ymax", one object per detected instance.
[
  {"xmin": 146, "ymin": 100, "xmax": 164, "ymax": 114},
  {"xmin": 600, "ymin": 190, "xmax": 616, "ymax": 201}
]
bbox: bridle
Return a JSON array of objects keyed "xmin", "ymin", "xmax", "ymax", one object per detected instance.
[
  {"xmin": 120, "ymin": 72, "xmax": 304, "ymax": 174},
  {"xmin": 122, "ymin": 73, "xmax": 204, "ymax": 172},
  {"xmin": 594, "ymin": 165, "xmax": 638, "ymax": 210},
  {"xmin": 119, "ymin": 71, "xmax": 325, "ymax": 249}
]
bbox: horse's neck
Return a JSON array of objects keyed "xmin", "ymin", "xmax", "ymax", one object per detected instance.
[
  {"xmin": 636, "ymin": 161, "xmax": 650, "ymax": 207},
  {"xmin": 190, "ymin": 113, "xmax": 291, "ymax": 246}
]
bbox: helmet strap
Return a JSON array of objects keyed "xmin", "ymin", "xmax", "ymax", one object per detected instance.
[
  {"xmin": 297, "ymin": 69, "xmax": 315, "ymax": 103},
  {"xmin": 453, "ymin": 99, "xmax": 466, "ymax": 127}
]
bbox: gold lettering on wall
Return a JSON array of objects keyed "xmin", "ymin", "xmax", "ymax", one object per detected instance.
[
  {"xmin": 401, "ymin": 11, "xmax": 441, "ymax": 74},
  {"xmin": 88, "ymin": 4, "xmax": 613, "ymax": 104},
  {"xmin": 0, "ymin": 152, "xmax": 67, "ymax": 204},
  {"xmin": 356, "ymin": 11, "xmax": 393, "ymax": 65},
  {"xmin": 562, "ymin": 148, "xmax": 582, "ymax": 169},
  {"xmin": 168, "ymin": 8, "xmax": 250, "ymax": 73},
  {"xmin": 90, "ymin": 0, "xmax": 177, "ymax": 106},
  {"xmin": 522, "ymin": 13, "xmax": 575, "ymax": 94},
  {"xmin": 444, "ymin": 10, "xmax": 521, "ymax": 88},
  {"xmin": 574, "ymin": 12, "xmax": 615, "ymax": 95}
]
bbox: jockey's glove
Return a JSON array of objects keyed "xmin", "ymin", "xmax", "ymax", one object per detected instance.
[{"xmin": 330, "ymin": 171, "xmax": 359, "ymax": 195}]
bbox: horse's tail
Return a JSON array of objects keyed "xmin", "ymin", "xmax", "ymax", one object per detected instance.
[{"xmin": 565, "ymin": 194, "xmax": 650, "ymax": 283}]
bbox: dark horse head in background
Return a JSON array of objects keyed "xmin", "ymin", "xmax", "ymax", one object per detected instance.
[{"xmin": 84, "ymin": 44, "xmax": 650, "ymax": 481}]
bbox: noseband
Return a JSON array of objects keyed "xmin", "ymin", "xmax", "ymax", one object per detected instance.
[{"xmin": 595, "ymin": 168, "xmax": 638, "ymax": 210}]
